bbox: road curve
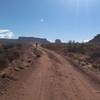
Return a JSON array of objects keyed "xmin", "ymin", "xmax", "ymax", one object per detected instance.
[{"xmin": 0, "ymin": 48, "xmax": 100, "ymax": 100}]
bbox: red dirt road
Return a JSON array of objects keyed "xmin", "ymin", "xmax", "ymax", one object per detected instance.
[{"xmin": 0, "ymin": 48, "xmax": 100, "ymax": 100}]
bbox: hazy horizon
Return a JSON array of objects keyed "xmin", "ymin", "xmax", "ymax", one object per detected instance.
[{"xmin": 0, "ymin": 0, "xmax": 100, "ymax": 42}]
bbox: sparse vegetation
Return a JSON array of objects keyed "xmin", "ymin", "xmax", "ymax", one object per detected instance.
[
  {"xmin": 0, "ymin": 43, "xmax": 23, "ymax": 71},
  {"xmin": 42, "ymin": 43, "xmax": 100, "ymax": 71}
]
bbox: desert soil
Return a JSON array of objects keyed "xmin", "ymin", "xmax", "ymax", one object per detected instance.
[{"xmin": 0, "ymin": 47, "xmax": 100, "ymax": 100}]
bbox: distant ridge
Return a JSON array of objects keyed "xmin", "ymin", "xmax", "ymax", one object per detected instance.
[
  {"xmin": 0, "ymin": 37, "xmax": 50, "ymax": 44},
  {"xmin": 19, "ymin": 37, "xmax": 50, "ymax": 44},
  {"xmin": 89, "ymin": 34, "xmax": 100, "ymax": 44}
]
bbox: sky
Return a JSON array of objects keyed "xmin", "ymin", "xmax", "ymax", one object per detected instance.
[{"xmin": 0, "ymin": 0, "xmax": 100, "ymax": 42}]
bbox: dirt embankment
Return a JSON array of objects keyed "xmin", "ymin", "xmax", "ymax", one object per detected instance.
[{"xmin": 0, "ymin": 44, "xmax": 42, "ymax": 95}]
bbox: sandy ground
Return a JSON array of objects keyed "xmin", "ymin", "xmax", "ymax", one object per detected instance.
[{"xmin": 0, "ymin": 47, "xmax": 100, "ymax": 100}]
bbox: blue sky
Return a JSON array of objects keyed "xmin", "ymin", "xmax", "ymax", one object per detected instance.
[{"xmin": 0, "ymin": 0, "xmax": 100, "ymax": 42}]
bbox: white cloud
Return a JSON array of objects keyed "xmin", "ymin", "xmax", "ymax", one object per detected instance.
[
  {"xmin": 83, "ymin": 39, "xmax": 90, "ymax": 43},
  {"xmin": 0, "ymin": 29, "xmax": 14, "ymax": 39}
]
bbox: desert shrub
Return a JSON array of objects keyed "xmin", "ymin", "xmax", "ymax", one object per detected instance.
[
  {"xmin": 90, "ymin": 52, "xmax": 100, "ymax": 59},
  {"xmin": 2, "ymin": 44, "xmax": 15, "ymax": 50},
  {"xmin": 92, "ymin": 63, "xmax": 100, "ymax": 70},
  {"xmin": 0, "ymin": 43, "xmax": 22, "ymax": 71},
  {"xmin": 33, "ymin": 48, "xmax": 42, "ymax": 58},
  {"xmin": 0, "ymin": 54, "xmax": 9, "ymax": 70},
  {"xmin": 6, "ymin": 50, "xmax": 20, "ymax": 63},
  {"xmin": 15, "ymin": 43, "xmax": 23, "ymax": 50},
  {"xmin": 66, "ymin": 43, "xmax": 85, "ymax": 54}
]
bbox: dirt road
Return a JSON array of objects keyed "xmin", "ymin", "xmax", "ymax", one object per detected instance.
[{"xmin": 0, "ymin": 48, "xmax": 100, "ymax": 100}]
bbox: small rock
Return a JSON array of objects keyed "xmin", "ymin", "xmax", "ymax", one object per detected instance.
[
  {"xmin": 95, "ymin": 91, "xmax": 100, "ymax": 93},
  {"xmin": 0, "ymin": 91, "xmax": 4, "ymax": 95},
  {"xmin": 4, "ymin": 88, "xmax": 8, "ymax": 92},
  {"xmin": 14, "ymin": 67, "xmax": 20, "ymax": 71},
  {"xmin": 27, "ymin": 60, "xmax": 32, "ymax": 63},
  {"xmin": 19, "ymin": 66, "xmax": 24, "ymax": 69},
  {"xmin": 26, "ymin": 65, "xmax": 30, "ymax": 67}
]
